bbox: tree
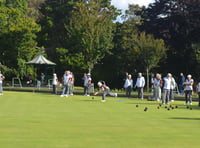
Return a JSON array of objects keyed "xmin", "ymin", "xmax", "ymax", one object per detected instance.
[
  {"xmin": 28, "ymin": 0, "xmax": 45, "ymax": 20},
  {"xmin": 141, "ymin": 0, "xmax": 200, "ymax": 74},
  {"xmin": 135, "ymin": 32, "xmax": 167, "ymax": 91},
  {"xmin": 104, "ymin": 4, "xmax": 167, "ymax": 89},
  {"xmin": 192, "ymin": 43, "xmax": 200, "ymax": 79},
  {"xmin": 38, "ymin": 0, "xmax": 75, "ymax": 75},
  {"xmin": 64, "ymin": 0, "xmax": 117, "ymax": 73},
  {"xmin": 0, "ymin": 0, "xmax": 40, "ymax": 78}
]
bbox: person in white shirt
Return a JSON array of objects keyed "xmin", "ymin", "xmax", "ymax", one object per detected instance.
[
  {"xmin": 134, "ymin": 73, "xmax": 145, "ymax": 99},
  {"xmin": 124, "ymin": 74, "xmax": 133, "ymax": 98},
  {"xmin": 169, "ymin": 74, "xmax": 176, "ymax": 102},
  {"xmin": 153, "ymin": 73, "xmax": 162, "ymax": 101},
  {"xmin": 60, "ymin": 70, "xmax": 70, "ymax": 97},
  {"xmin": 184, "ymin": 74, "xmax": 194, "ymax": 105},
  {"xmin": 52, "ymin": 73, "xmax": 58, "ymax": 94},
  {"xmin": 162, "ymin": 73, "xmax": 171, "ymax": 105}
]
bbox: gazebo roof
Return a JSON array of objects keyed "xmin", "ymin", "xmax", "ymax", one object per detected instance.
[{"xmin": 26, "ymin": 54, "xmax": 56, "ymax": 65}]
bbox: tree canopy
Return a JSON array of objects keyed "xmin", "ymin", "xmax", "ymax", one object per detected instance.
[
  {"xmin": 0, "ymin": 0, "xmax": 40, "ymax": 78},
  {"xmin": 141, "ymin": 0, "xmax": 200, "ymax": 75},
  {"xmin": 0, "ymin": 0, "xmax": 199, "ymax": 87}
]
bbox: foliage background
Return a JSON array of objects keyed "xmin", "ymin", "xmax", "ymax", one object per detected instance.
[{"xmin": 0, "ymin": 0, "xmax": 199, "ymax": 88}]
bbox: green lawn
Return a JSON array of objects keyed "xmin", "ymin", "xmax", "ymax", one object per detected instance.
[{"xmin": 0, "ymin": 91, "xmax": 200, "ymax": 148}]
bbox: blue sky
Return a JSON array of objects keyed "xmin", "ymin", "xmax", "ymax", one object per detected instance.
[
  {"xmin": 111, "ymin": 0, "xmax": 154, "ymax": 22},
  {"xmin": 111, "ymin": 0, "xmax": 154, "ymax": 11}
]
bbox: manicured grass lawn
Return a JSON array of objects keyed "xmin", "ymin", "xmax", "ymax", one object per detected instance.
[{"xmin": 0, "ymin": 91, "xmax": 200, "ymax": 148}]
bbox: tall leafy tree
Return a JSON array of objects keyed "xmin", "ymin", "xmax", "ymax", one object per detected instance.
[
  {"xmin": 99, "ymin": 4, "xmax": 167, "ymax": 89},
  {"xmin": 0, "ymin": 0, "xmax": 40, "ymax": 78},
  {"xmin": 134, "ymin": 32, "xmax": 167, "ymax": 91},
  {"xmin": 64, "ymin": 0, "xmax": 117, "ymax": 72},
  {"xmin": 28, "ymin": 0, "xmax": 45, "ymax": 20},
  {"xmin": 38, "ymin": 0, "xmax": 119, "ymax": 85},
  {"xmin": 38, "ymin": 0, "xmax": 74, "ymax": 74}
]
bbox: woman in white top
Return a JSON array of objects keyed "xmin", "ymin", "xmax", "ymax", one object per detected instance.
[
  {"xmin": 52, "ymin": 73, "xmax": 58, "ymax": 94},
  {"xmin": 124, "ymin": 74, "xmax": 133, "ymax": 98},
  {"xmin": 184, "ymin": 74, "xmax": 194, "ymax": 105},
  {"xmin": 169, "ymin": 74, "xmax": 176, "ymax": 102},
  {"xmin": 153, "ymin": 73, "xmax": 162, "ymax": 101}
]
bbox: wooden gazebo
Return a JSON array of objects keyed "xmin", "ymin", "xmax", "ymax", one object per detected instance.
[{"xmin": 26, "ymin": 54, "xmax": 56, "ymax": 84}]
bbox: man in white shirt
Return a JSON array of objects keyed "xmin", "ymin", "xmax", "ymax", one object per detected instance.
[
  {"xmin": 162, "ymin": 73, "xmax": 171, "ymax": 105},
  {"xmin": 61, "ymin": 70, "xmax": 70, "ymax": 97},
  {"xmin": 135, "ymin": 73, "xmax": 145, "ymax": 99}
]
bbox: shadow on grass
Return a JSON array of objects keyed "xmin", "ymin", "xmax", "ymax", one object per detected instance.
[
  {"xmin": 126, "ymin": 102, "xmax": 161, "ymax": 105},
  {"xmin": 169, "ymin": 117, "xmax": 200, "ymax": 120},
  {"xmin": 79, "ymin": 100, "xmax": 100, "ymax": 102}
]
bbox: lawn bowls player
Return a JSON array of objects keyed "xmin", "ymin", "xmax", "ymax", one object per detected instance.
[
  {"xmin": 184, "ymin": 74, "xmax": 194, "ymax": 105},
  {"xmin": 134, "ymin": 73, "xmax": 145, "ymax": 99},
  {"xmin": 94, "ymin": 81, "xmax": 117, "ymax": 102}
]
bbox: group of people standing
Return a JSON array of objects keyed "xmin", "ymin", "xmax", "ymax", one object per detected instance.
[
  {"xmin": 51, "ymin": 70, "xmax": 200, "ymax": 106},
  {"xmin": 58, "ymin": 70, "xmax": 74, "ymax": 97},
  {"xmin": 124, "ymin": 72, "xmax": 145, "ymax": 99},
  {"xmin": 123, "ymin": 72, "xmax": 199, "ymax": 106},
  {"xmin": 154, "ymin": 73, "xmax": 176, "ymax": 105},
  {"xmin": 53, "ymin": 71, "xmax": 117, "ymax": 102},
  {"xmin": 152, "ymin": 73, "xmax": 195, "ymax": 105},
  {"xmin": 0, "ymin": 68, "xmax": 199, "ymax": 106}
]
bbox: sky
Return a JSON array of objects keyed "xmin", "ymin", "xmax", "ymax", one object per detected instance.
[
  {"xmin": 111, "ymin": 0, "xmax": 154, "ymax": 11},
  {"xmin": 111, "ymin": 0, "xmax": 155, "ymax": 22}
]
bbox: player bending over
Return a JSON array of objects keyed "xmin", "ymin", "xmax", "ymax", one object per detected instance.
[{"xmin": 94, "ymin": 81, "xmax": 117, "ymax": 102}]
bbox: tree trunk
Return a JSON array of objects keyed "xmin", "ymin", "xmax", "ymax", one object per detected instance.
[
  {"xmin": 88, "ymin": 63, "xmax": 93, "ymax": 73},
  {"xmin": 146, "ymin": 68, "xmax": 149, "ymax": 92},
  {"xmin": 88, "ymin": 67, "xmax": 91, "ymax": 74}
]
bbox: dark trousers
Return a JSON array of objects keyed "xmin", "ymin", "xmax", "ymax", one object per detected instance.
[
  {"xmin": 53, "ymin": 85, "xmax": 57, "ymax": 94},
  {"xmin": 126, "ymin": 86, "xmax": 132, "ymax": 98},
  {"xmin": 185, "ymin": 90, "xmax": 192, "ymax": 104},
  {"xmin": 198, "ymin": 92, "xmax": 200, "ymax": 106},
  {"xmin": 169, "ymin": 89, "xmax": 174, "ymax": 100},
  {"xmin": 84, "ymin": 86, "xmax": 89, "ymax": 95},
  {"xmin": 179, "ymin": 84, "xmax": 184, "ymax": 94}
]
